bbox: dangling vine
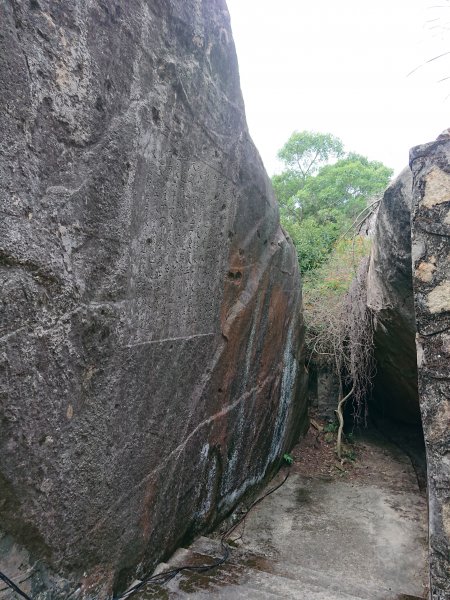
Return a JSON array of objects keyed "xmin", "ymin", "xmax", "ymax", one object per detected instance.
[{"xmin": 303, "ymin": 239, "xmax": 375, "ymax": 460}]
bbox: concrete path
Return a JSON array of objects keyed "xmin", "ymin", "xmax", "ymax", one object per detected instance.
[{"xmin": 132, "ymin": 425, "xmax": 428, "ymax": 599}]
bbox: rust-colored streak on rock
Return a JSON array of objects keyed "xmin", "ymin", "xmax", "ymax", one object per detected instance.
[{"xmin": 0, "ymin": 0, "xmax": 307, "ymax": 597}]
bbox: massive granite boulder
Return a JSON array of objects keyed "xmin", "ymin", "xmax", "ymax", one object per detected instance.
[
  {"xmin": 410, "ymin": 134, "xmax": 450, "ymax": 600},
  {"xmin": 0, "ymin": 1, "xmax": 307, "ymax": 597},
  {"xmin": 366, "ymin": 168, "xmax": 420, "ymax": 424}
]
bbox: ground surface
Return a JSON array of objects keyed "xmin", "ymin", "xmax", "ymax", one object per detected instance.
[{"xmin": 126, "ymin": 415, "xmax": 429, "ymax": 599}]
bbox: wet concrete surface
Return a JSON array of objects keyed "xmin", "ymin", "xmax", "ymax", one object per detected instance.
[{"xmin": 128, "ymin": 426, "xmax": 428, "ymax": 599}]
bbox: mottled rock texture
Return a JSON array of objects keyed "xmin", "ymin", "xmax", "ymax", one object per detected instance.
[
  {"xmin": 367, "ymin": 168, "xmax": 420, "ymax": 424},
  {"xmin": 307, "ymin": 363, "xmax": 340, "ymax": 420},
  {"xmin": 0, "ymin": 1, "xmax": 307, "ymax": 597},
  {"xmin": 410, "ymin": 134, "xmax": 450, "ymax": 600}
]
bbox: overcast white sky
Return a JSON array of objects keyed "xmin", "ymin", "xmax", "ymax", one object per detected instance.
[{"xmin": 226, "ymin": 0, "xmax": 450, "ymax": 177}]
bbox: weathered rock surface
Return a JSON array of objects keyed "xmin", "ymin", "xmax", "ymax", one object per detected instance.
[
  {"xmin": 410, "ymin": 134, "xmax": 450, "ymax": 600},
  {"xmin": 307, "ymin": 363, "xmax": 340, "ymax": 420},
  {"xmin": 366, "ymin": 168, "xmax": 420, "ymax": 424},
  {"xmin": 0, "ymin": 1, "xmax": 307, "ymax": 597}
]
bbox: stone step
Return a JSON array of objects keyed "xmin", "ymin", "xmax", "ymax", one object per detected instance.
[
  {"xmin": 134, "ymin": 538, "xmax": 425, "ymax": 600},
  {"xmin": 162, "ymin": 559, "xmax": 369, "ymax": 599},
  {"xmin": 173, "ymin": 537, "xmax": 424, "ymax": 600}
]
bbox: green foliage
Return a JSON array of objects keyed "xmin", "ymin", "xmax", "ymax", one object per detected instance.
[
  {"xmin": 302, "ymin": 237, "xmax": 372, "ymax": 301},
  {"xmin": 273, "ymin": 131, "xmax": 393, "ymax": 273},
  {"xmin": 284, "ymin": 214, "xmax": 345, "ymax": 272},
  {"xmin": 298, "ymin": 154, "xmax": 393, "ymax": 220},
  {"xmin": 343, "ymin": 449, "xmax": 356, "ymax": 462},
  {"xmin": 324, "ymin": 421, "xmax": 339, "ymax": 433},
  {"xmin": 277, "ymin": 130, "xmax": 344, "ymax": 178},
  {"xmin": 272, "ymin": 170, "xmax": 305, "ymax": 222},
  {"xmin": 283, "ymin": 453, "xmax": 294, "ymax": 465},
  {"xmin": 345, "ymin": 432, "xmax": 355, "ymax": 445}
]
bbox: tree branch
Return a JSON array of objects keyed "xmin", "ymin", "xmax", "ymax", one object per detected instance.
[{"xmin": 303, "ymin": 149, "xmax": 321, "ymax": 178}]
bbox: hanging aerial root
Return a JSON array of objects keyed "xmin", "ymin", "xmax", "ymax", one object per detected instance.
[{"xmin": 335, "ymin": 386, "xmax": 354, "ymax": 461}]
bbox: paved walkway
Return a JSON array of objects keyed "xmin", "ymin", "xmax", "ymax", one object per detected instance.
[{"xmin": 133, "ymin": 423, "xmax": 428, "ymax": 599}]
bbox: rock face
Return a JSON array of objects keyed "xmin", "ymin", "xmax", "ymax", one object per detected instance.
[
  {"xmin": 410, "ymin": 134, "xmax": 450, "ymax": 600},
  {"xmin": 366, "ymin": 168, "xmax": 420, "ymax": 424},
  {"xmin": 367, "ymin": 136, "xmax": 450, "ymax": 597},
  {"xmin": 307, "ymin": 363, "xmax": 340, "ymax": 420},
  {"xmin": 0, "ymin": 1, "xmax": 307, "ymax": 597}
]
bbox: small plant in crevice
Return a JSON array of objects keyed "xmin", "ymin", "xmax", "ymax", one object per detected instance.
[
  {"xmin": 342, "ymin": 449, "xmax": 357, "ymax": 462},
  {"xmin": 345, "ymin": 432, "xmax": 355, "ymax": 445},
  {"xmin": 324, "ymin": 421, "xmax": 338, "ymax": 433},
  {"xmin": 283, "ymin": 453, "xmax": 294, "ymax": 466}
]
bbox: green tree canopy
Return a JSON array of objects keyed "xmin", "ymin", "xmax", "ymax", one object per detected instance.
[
  {"xmin": 296, "ymin": 153, "xmax": 393, "ymax": 220},
  {"xmin": 273, "ymin": 131, "xmax": 393, "ymax": 272},
  {"xmin": 277, "ymin": 130, "xmax": 344, "ymax": 179}
]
